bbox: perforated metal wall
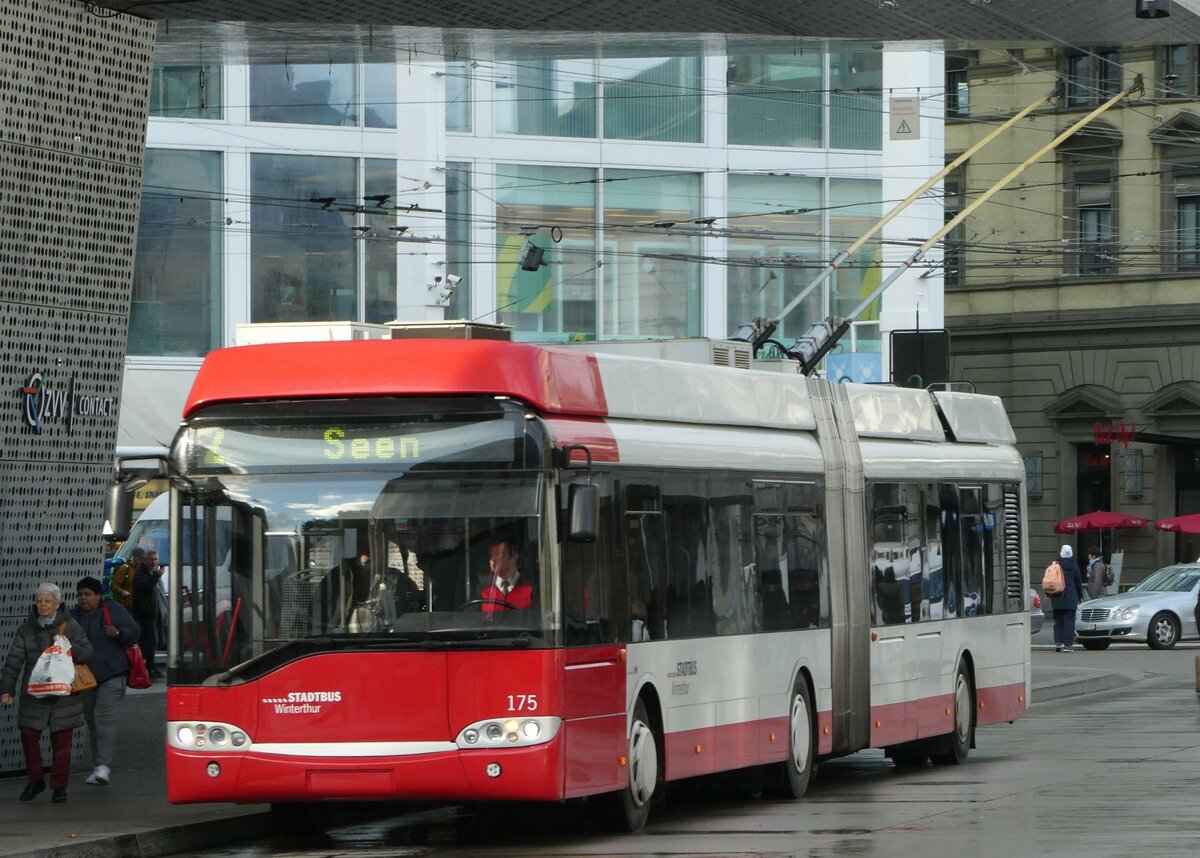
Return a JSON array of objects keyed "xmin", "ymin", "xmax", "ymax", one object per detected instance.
[{"xmin": 0, "ymin": 1, "xmax": 154, "ymax": 775}]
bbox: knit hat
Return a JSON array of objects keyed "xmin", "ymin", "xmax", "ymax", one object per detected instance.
[{"xmin": 1060, "ymin": 544, "xmax": 1073, "ymax": 559}]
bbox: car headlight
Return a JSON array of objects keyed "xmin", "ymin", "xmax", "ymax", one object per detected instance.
[
  {"xmin": 456, "ymin": 717, "xmax": 561, "ymax": 749},
  {"xmin": 1119, "ymin": 605, "xmax": 1139, "ymax": 621}
]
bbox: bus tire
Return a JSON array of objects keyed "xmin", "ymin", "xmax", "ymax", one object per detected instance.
[
  {"xmin": 773, "ymin": 678, "xmax": 815, "ymax": 799},
  {"xmin": 932, "ymin": 662, "xmax": 974, "ymax": 765},
  {"xmin": 609, "ymin": 697, "xmax": 660, "ymax": 832}
]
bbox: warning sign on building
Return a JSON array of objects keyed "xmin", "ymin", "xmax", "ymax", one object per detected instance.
[{"xmin": 889, "ymin": 97, "xmax": 920, "ymax": 140}]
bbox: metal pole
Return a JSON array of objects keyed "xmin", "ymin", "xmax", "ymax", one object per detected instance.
[{"xmin": 773, "ymin": 86, "xmax": 1060, "ymax": 325}]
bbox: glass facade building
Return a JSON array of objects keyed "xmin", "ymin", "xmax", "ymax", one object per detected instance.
[{"xmin": 127, "ymin": 41, "xmax": 941, "ymax": 452}]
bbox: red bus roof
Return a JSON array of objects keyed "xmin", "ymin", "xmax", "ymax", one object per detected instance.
[{"xmin": 183, "ymin": 339, "xmax": 609, "ymax": 419}]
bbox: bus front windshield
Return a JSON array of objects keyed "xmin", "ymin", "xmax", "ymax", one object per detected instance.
[{"xmin": 168, "ymin": 402, "xmax": 552, "ymax": 684}]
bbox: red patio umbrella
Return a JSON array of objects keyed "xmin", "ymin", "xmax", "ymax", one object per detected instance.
[
  {"xmin": 1053, "ymin": 510, "xmax": 1148, "ymax": 534},
  {"xmin": 1154, "ymin": 513, "xmax": 1200, "ymax": 534}
]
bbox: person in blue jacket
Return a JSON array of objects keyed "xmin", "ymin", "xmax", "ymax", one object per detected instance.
[
  {"xmin": 71, "ymin": 576, "xmax": 140, "ymax": 786},
  {"xmin": 1051, "ymin": 545, "xmax": 1085, "ymax": 652}
]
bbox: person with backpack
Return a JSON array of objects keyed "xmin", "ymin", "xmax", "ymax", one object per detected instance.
[
  {"xmin": 1049, "ymin": 545, "xmax": 1085, "ymax": 652},
  {"xmin": 1085, "ymin": 546, "xmax": 1110, "ymax": 601}
]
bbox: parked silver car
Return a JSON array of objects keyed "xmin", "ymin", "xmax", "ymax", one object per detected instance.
[
  {"xmin": 1075, "ymin": 564, "xmax": 1200, "ymax": 650},
  {"xmin": 1029, "ymin": 588, "xmax": 1044, "ymax": 636}
]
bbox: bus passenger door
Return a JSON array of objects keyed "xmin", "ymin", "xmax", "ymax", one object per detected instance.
[{"xmin": 560, "ymin": 475, "xmax": 625, "ymax": 798}]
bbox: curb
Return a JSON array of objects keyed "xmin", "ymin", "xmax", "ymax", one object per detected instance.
[{"xmin": 7, "ymin": 810, "xmax": 276, "ymax": 858}]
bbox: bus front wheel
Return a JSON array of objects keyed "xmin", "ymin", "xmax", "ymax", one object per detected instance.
[
  {"xmin": 772, "ymin": 678, "xmax": 815, "ymax": 799},
  {"xmin": 608, "ymin": 697, "xmax": 660, "ymax": 832}
]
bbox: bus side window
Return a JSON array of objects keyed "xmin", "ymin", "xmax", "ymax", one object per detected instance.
[{"xmin": 624, "ymin": 480, "xmax": 665, "ymax": 641}]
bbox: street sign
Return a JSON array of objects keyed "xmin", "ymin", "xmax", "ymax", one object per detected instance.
[{"xmin": 889, "ymin": 97, "xmax": 920, "ymax": 140}]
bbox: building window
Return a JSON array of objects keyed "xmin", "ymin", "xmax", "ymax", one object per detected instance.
[
  {"xmin": 150, "ymin": 64, "xmax": 222, "ymax": 119},
  {"xmin": 495, "ymin": 56, "xmax": 598, "ymax": 138},
  {"xmin": 945, "ymin": 55, "xmax": 970, "ymax": 118},
  {"xmin": 250, "ymin": 153, "xmax": 359, "ymax": 322},
  {"xmin": 249, "ymin": 63, "xmax": 396, "ymax": 128},
  {"xmin": 943, "ymin": 167, "xmax": 965, "ymax": 287},
  {"xmin": 363, "ymin": 159, "xmax": 397, "ymax": 323},
  {"xmin": 726, "ymin": 174, "xmax": 823, "ymax": 339},
  {"xmin": 726, "ymin": 50, "xmax": 823, "ymax": 147},
  {"xmin": 132, "ymin": 149, "xmax": 223, "ymax": 356},
  {"xmin": 444, "ymin": 163, "xmax": 472, "ymax": 318},
  {"xmin": 601, "ymin": 55, "xmax": 702, "ymax": 143},
  {"xmin": 604, "ymin": 171, "xmax": 702, "ymax": 338},
  {"xmin": 1065, "ymin": 49, "xmax": 1121, "ymax": 106},
  {"xmin": 1023, "ymin": 452, "xmax": 1044, "ymax": 499},
  {"xmin": 445, "ymin": 61, "xmax": 472, "ymax": 132},
  {"xmin": 363, "ymin": 64, "xmax": 397, "ymax": 129},
  {"xmin": 493, "ymin": 52, "xmax": 702, "ymax": 142},
  {"xmin": 1071, "ymin": 170, "xmax": 1116, "ymax": 274},
  {"xmin": 828, "ymin": 178, "xmax": 884, "ymax": 344},
  {"xmin": 830, "ymin": 48, "xmax": 882, "ymax": 150},
  {"xmin": 1162, "ymin": 45, "xmax": 1197, "ymax": 98},
  {"xmin": 1178, "ymin": 194, "xmax": 1200, "ymax": 271},
  {"xmin": 494, "ymin": 165, "xmax": 598, "ymax": 340}
]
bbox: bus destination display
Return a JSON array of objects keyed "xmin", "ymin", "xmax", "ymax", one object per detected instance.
[{"xmin": 188, "ymin": 420, "xmax": 520, "ymax": 473}]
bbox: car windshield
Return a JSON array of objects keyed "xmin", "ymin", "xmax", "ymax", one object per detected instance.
[{"xmin": 1131, "ymin": 566, "xmax": 1200, "ymax": 593}]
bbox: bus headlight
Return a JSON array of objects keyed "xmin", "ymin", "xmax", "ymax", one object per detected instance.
[
  {"xmin": 169, "ymin": 721, "xmax": 251, "ymax": 753},
  {"xmin": 456, "ymin": 717, "xmax": 561, "ymax": 749}
]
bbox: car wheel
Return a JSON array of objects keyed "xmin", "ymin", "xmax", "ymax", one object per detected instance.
[
  {"xmin": 606, "ymin": 697, "xmax": 660, "ymax": 832},
  {"xmin": 932, "ymin": 662, "xmax": 974, "ymax": 765},
  {"xmin": 1146, "ymin": 612, "xmax": 1179, "ymax": 650},
  {"xmin": 1079, "ymin": 639, "xmax": 1111, "ymax": 651}
]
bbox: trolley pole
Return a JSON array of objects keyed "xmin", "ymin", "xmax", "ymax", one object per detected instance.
[{"xmin": 777, "ymin": 74, "xmax": 1143, "ymax": 376}]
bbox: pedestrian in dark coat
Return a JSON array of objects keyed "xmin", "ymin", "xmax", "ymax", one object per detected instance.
[
  {"xmin": 0, "ymin": 582, "xmax": 93, "ymax": 803},
  {"xmin": 71, "ymin": 576, "xmax": 140, "ymax": 786},
  {"xmin": 1050, "ymin": 545, "xmax": 1085, "ymax": 652}
]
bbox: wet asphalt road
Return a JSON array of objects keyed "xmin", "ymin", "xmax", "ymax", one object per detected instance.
[{"xmin": 194, "ymin": 647, "xmax": 1200, "ymax": 858}]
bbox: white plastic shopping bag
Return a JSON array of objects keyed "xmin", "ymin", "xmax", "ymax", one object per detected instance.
[{"xmin": 27, "ymin": 633, "xmax": 74, "ymax": 697}]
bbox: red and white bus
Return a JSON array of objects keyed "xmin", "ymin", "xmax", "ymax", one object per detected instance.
[{"xmin": 163, "ymin": 337, "xmax": 1030, "ymax": 830}]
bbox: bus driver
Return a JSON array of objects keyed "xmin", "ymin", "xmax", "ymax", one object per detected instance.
[{"xmin": 480, "ymin": 537, "xmax": 534, "ymax": 611}]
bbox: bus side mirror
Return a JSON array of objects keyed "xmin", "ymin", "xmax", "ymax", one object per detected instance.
[
  {"xmin": 103, "ymin": 480, "xmax": 136, "ymax": 542},
  {"xmin": 567, "ymin": 484, "xmax": 598, "ymax": 543}
]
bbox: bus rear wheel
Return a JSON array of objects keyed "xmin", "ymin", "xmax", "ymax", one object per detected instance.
[
  {"xmin": 608, "ymin": 697, "xmax": 660, "ymax": 832},
  {"xmin": 932, "ymin": 663, "xmax": 974, "ymax": 765}
]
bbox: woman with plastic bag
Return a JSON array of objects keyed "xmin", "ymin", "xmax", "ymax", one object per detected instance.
[{"xmin": 0, "ymin": 582, "xmax": 92, "ymax": 803}]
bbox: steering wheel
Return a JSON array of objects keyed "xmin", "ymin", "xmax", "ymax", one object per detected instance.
[{"xmin": 457, "ymin": 597, "xmax": 515, "ymax": 611}]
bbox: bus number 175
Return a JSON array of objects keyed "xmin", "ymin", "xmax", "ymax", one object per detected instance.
[{"xmin": 507, "ymin": 694, "xmax": 538, "ymax": 712}]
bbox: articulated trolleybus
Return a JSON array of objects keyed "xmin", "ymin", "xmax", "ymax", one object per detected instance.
[{"xmin": 164, "ymin": 337, "xmax": 1030, "ymax": 830}]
